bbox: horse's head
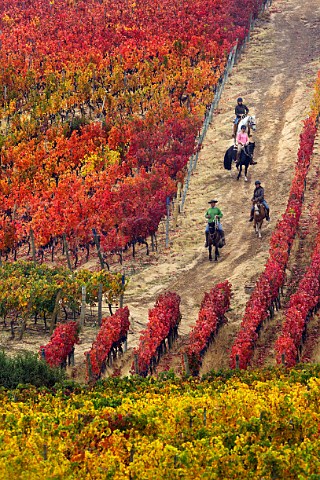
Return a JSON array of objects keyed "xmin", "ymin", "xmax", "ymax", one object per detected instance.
[
  {"xmin": 253, "ymin": 201, "xmax": 260, "ymax": 214},
  {"xmin": 248, "ymin": 115, "xmax": 256, "ymax": 131},
  {"xmin": 245, "ymin": 141, "xmax": 255, "ymax": 155},
  {"xmin": 253, "ymin": 200, "xmax": 265, "ymax": 218},
  {"xmin": 208, "ymin": 222, "xmax": 216, "ymax": 234}
]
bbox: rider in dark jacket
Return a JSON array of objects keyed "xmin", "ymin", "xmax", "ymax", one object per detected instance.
[
  {"xmin": 249, "ymin": 181, "xmax": 270, "ymax": 221},
  {"xmin": 233, "ymin": 97, "xmax": 249, "ymax": 136}
]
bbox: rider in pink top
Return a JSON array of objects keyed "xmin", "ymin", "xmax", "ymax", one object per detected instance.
[
  {"xmin": 236, "ymin": 125, "xmax": 249, "ymax": 162},
  {"xmin": 237, "ymin": 128, "xmax": 249, "ymax": 146}
]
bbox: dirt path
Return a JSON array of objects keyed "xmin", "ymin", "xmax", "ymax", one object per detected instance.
[{"xmin": 123, "ymin": 0, "xmax": 320, "ymax": 372}]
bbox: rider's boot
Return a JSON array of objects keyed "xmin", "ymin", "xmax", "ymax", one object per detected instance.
[
  {"xmin": 249, "ymin": 208, "xmax": 254, "ymax": 222},
  {"xmin": 266, "ymin": 209, "xmax": 270, "ymax": 221},
  {"xmin": 204, "ymin": 232, "xmax": 209, "ymax": 248},
  {"xmin": 233, "ymin": 123, "xmax": 237, "ymax": 139}
]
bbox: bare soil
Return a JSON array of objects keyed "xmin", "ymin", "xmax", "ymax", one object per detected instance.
[{"xmin": 1, "ymin": 0, "xmax": 320, "ymax": 378}]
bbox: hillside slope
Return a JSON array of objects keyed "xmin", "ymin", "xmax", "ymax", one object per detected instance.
[{"xmin": 120, "ymin": 0, "xmax": 320, "ymax": 374}]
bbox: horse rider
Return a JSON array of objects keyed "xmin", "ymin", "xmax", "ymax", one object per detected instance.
[
  {"xmin": 249, "ymin": 180, "xmax": 270, "ymax": 222},
  {"xmin": 204, "ymin": 199, "xmax": 225, "ymax": 247},
  {"xmin": 233, "ymin": 97, "xmax": 249, "ymax": 137},
  {"xmin": 236, "ymin": 124, "xmax": 249, "ymax": 163}
]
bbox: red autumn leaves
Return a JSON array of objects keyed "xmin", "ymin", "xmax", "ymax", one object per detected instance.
[
  {"xmin": 40, "ymin": 321, "xmax": 80, "ymax": 367},
  {"xmin": 134, "ymin": 292, "xmax": 181, "ymax": 375},
  {"xmin": 0, "ymin": 0, "xmax": 268, "ymax": 263},
  {"xmin": 85, "ymin": 307, "xmax": 130, "ymax": 378},
  {"xmin": 230, "ymin": 116, "xmax": 317, "ymax": 369},
  {"xmin": 187, "ymin": 281, "xmax": 231, "ymax": 373}
]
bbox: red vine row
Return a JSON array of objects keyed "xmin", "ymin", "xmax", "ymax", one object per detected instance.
[
  {"xmin": 85, "ymin": 307, "xmax": 130, "ymax": 380},
  {"xmin": 133, "ymin": 292, "xmax": 181, "ymax": 377},
  {"xmin": 40, "ymin": 321, "xmax": 80, "ymax": 368},
  {"xmin": 230, "ymin": 116, "xmax": 318, "ymax": 369},
  {"xmin": 275, "ymin": 218, "xmax": 320, "ymax": 366},
  {"xmin": 186, "ymin": 281, "xmax": 232, "ymax": 375}
]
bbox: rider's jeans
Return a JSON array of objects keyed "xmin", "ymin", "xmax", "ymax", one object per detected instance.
[{"xmin": 206, "ymin": 223, "xmax": 223, "ymax": 233}]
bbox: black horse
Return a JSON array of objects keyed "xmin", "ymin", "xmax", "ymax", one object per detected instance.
[
  {"xmin": 224, "ymin": 142, "xmax": 255, "ymax": 181},
  {"xmin": 207, "ymin": 221, "xmax": 225, "ymax": 261}
]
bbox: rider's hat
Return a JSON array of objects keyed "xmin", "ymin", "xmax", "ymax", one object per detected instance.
[
  {"xmin": 237, "ymin": 97, "xmax": 243, "ymax": 102},
  {"xmin": 255, "ymin": 180, "xmax": 261, "ymax": 185},
  {"xmin": 208, "ymin": 199, "xmax": 218, "ymax": 203}
]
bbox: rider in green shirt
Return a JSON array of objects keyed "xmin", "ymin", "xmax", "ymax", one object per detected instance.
[{"xmin": 205, "ymin": 200, "xmax": 224, "ymax": 247}]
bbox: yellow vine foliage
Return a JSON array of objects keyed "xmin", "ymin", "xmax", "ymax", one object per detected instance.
[{"xmin": 0, "ymin": 369, "xmax": 319, "ymax": 479}]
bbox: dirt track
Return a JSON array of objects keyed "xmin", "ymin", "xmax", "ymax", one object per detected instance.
[{"xmin": 122, "ymin": 0, "xmax": 320, "ymax": 373}]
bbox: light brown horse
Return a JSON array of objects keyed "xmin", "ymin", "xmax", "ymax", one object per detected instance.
[{"xmin": 252, "ymin": 200, "xmax": 266, "ymax": 238}]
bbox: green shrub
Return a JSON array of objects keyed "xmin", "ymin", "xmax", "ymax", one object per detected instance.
[{"xmin": 0, "ymin": 351, "xmax": 66, "ymax": 388}]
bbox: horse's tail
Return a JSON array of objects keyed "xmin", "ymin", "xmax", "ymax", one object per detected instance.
[{"xmin": 224, "ymin": 148, "xmax": 233, "ymax": 170}]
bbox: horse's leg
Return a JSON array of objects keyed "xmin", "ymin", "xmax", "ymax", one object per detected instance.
[
  {"xmin": 215, "ymin": 246, "xmax": 219, "ymax": 261},
  {"xmin": 237, "ymin": 164, "xmax": 242, "ymax": 180},
  {"xmin": 208, "ymin": 244, "xmax": 212, "ymax": 261},
  {"xmin": 244, "ymin": 163, "xmax": 248, "ymax": 182}
]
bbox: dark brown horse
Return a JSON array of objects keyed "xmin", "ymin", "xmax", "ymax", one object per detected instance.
[
  {"xmin": 252, "ymin": 200, "xmax": 266, "ymax": 238},
  {"xmin": 224, "ymin": 142, "xmax": 256, "ymax": 181},
  {"xmin": 207, "ymin": 221, "xmax": 225, "ymax": 261}
]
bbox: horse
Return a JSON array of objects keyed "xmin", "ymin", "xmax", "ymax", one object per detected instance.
[
  {"xmin": 235, "ymin": 115, "xmax": 256, "ymax": 137},
  {"xmin": 223, "ymin": 142, "xmax": 255, "ymax": 181},
  {"xmin": 252, "ymin": 200, "xmax": 266, "ymax": 238},
  {"xmin": 207, "ymin": 220, "xmax": 224, "ymax": 261}
]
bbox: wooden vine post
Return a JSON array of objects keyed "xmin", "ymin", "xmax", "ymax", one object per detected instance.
[
  {"xmin": 29, "ymin": 228, "xmax": 37, "ymax": 264},
  {"xmin": 62, "ymin": 234, "xmax": 73, "ymax": 272},
  {"xmin": 173, "ymin": 182, "xmax": 182, "ymax": 228},
  {"xmin": 119, "ymin": 274, "xmax": 125, "ymax": 308},
  {"xmin": 97, "ymin": 283, "xmax": 103, "ymax": 326},
  {"xmin": 92, "ymin": 228, "xmax": 106, "ymax": 270},
  {"xmin": 86, "ymin": 353, "xmax": 93, "ymax": 382},
  {"xmin": 183, "ymin": 353, "xmax": 190, "ymax": 376},
  {"xmin": 134, "ymin": 354, "xmax": 139, "ymax": 375},
  {"xmin": 79, "ymin": 285, "xmax": 86, "ymax": 330},
  {"xmin": 49, "ymin": 289, "xmax": 62, "ymax": 335},
  {"xmin": 235, "ymin": 354, "xmax": 240, "ymax": 369},
  {"xmin": 165, "ymin": 196, "xmax": 170, "ymax": 248}
]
